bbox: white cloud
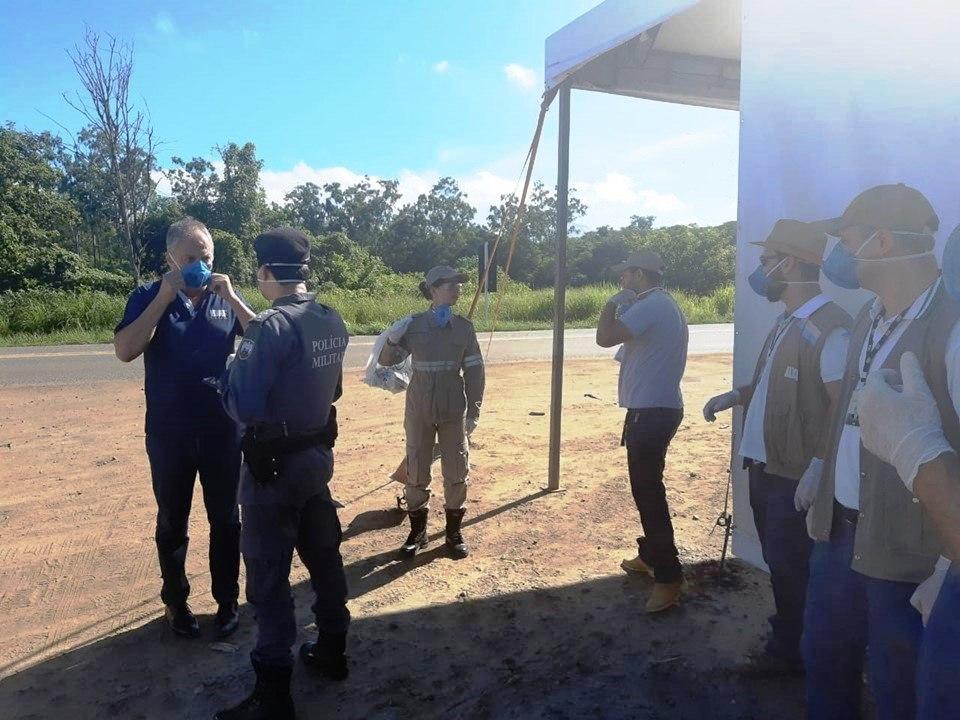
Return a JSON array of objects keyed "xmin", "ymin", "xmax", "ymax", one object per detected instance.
[
  {"xmin": 154, "ymin": 13, "xmax": 175, "ymax": 35},
  {"xmin": 573, "ymin": 173, "xmax": 683, "ymax": 227},
  {"xmin": 432, "ymin": 60, "xmax": 450, "ymax": 74},
  {"xmin": 504, "ymin": 63, "xmax": 537, "ymax": 90},
  {"xmin": 259, "ymin": 163, "xmax": 367, "ymax": 204},
  {"xmin": 156, "ymin": 157, "xmax": 685, "ymax": 230},
  {"xmin": 152, "ymin": 170, "xmax": 172, "ymax": 196}
]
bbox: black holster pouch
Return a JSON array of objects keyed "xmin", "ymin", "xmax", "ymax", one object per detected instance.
[{"xmin": 242, "ymin": 406, "xmax": 339, "ymax": 485}]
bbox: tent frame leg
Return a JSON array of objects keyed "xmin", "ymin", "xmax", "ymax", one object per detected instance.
[{"xmin": 547, "ymin": 83, "xmax": 571, "ymax": 492}]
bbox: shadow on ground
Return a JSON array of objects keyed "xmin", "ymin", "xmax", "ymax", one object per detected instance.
[{"xmin": 0, "ymin": 554, "xmax": 803, "ymax": 720}]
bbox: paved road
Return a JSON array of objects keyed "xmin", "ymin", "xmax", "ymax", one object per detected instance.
[{"xmin": 0, "ymin": 325, "xmax": 733, "ymax": 388}]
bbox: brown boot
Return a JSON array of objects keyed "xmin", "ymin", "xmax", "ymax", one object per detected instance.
[
  {"xmin": 645, "ymin": 581, "xmax": 684, "ymax": 613},
  {"xmin": 620, "ymin": 554, "xmax": 654, "ymax": 577}
]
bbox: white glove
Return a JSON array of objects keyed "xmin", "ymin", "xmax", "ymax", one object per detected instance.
[
  {"xmin": 225, "ymin": 352, "xmax": 237, "ymax": 370},
  {"xmin": 465, "ymin": 416, "xmax": 478, "ymax": 436},
  {"xmin": 608, "ymin": 289, "xmax": 638, "ymax": 310},
  {"xmin": 859, "ymin": 352, "xmax": 955, "ymax": 490},
  {"xmin": 911, "ymin": 556, "xmax": 951, "ymax": 626},
  {"xmin": 703, "ymin": 390, "xmax": 740, "ymax": 422},
  {"xmin": 386, "ymin": 314, "xmax": 414, "ymax": 345},
  {"xmin": 794, "ymin": 458, "xmax": 824, "ymax": 512}
]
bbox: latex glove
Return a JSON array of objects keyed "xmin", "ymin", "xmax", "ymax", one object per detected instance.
[
  {"xmin": 911, "ymin": 556, "xmax": 951, "ymax": 626},
  {"xmin": 465, "ymin": 416, "xmax": 479, "ymax": 436},
  {"xmin": 386, "ymin": 314, "xmax": 414, "ymax": 345},
  {"xmin": 703, "ymin": 390, "xmax": 740, "ymax": 422},
  {"xmin": 794, "ymin": 457, "xmax": 824, "ymax": 512},
  {"xmin": 608, "ymin": 289, "xmax": 638, "ymax": 310},
  {"xmin": 859, "ymin": 352, "xmax": 955, "ymax": 490}
]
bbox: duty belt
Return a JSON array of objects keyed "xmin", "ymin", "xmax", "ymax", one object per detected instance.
[{"xmin": 242, "ymin": 407, "xmax": 338, "ymax": 484}]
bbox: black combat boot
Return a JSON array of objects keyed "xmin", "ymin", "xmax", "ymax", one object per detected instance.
[
  {"xmin": 300, "ymin": 631, "xmax": 349, "ymax": 681},
  {"xmin": 165, "ymin": 603, "xmax": 200, "ymax": 638},
  {"xmin": 444, "ymin": 508, "xmax": 469, "ymax": 559},
  {"xmin": 398, "ymin": 508, "xmax": 429, "ymax": 559},
  {"xmin": 214, "ymin": 660, "xmax": 295, "ymax": 720}
]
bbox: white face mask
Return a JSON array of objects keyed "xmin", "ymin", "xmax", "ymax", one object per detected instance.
[{"xmin": 257, "ymin": 263, "xmax": 307, "ymax": 284}]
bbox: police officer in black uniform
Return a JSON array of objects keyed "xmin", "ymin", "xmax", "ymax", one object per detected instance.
[{"xmin": 215, "ymin": 228, "xmax": 350, "ymax": 720}]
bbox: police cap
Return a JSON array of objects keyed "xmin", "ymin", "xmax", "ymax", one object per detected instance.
[{"xmin": 255, "ymin": 227, "xmax": 311, "ymax": 268}]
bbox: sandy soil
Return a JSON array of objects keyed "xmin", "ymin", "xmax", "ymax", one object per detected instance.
[{"xmin": 0, "ymin": 356, "xmax": 805, "ymax": 720}]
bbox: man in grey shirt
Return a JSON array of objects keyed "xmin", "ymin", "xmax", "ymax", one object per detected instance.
[{"xmin": 596, "ymin": 249, "xmax": 689, "ymax": 613}]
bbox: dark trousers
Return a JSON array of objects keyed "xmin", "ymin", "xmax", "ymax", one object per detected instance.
[
  {"xmin": 145, "ymin": 426, "xmax": 241, "ymax": 607},
  {"xmin": 622, "ymin": 407, "xmax": 684, "ymax": 583},
  {"xmin": 241, "ymin": 449, "xmax": 350, "ymax": 668},
  {"xmin": 748, "ymin": 462, "xmax": 812, "ymax": 664},
  {"xmin": 917, "ymin": 563, "xmax": 960, "ymax": 720},
  {"xmin": 801, "ymin": 510, "xmax": 923, "ymax": 720}
]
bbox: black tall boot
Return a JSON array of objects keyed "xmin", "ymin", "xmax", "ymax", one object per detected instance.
[
  {"xmin": 214, "ymin": 660, "xmax": 295, "ymax": 720},
  {"xmin": 398, "ymin": 508, "xmax": 428, "ymax": 559},
  {"xmin": 300, "ymin": 631, "xmax": 349, "ymax": 681},
  {"xmin": 445, "ymin": 508, "xmax": 469, "ymax": 559}
]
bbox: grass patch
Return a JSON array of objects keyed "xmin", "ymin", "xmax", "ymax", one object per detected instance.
[{"xmin": 0, "ymin": 284, "xmax": 734, "ymax": 346}]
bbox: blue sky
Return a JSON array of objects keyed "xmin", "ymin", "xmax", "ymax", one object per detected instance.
[{"xmin": 1, "ymin": 0, "xmax": 738, "ymax": 229}]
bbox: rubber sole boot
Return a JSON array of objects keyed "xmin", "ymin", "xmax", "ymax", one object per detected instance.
[
  {"xmin": 398, "ymin": 508, "xmax": 428, "ymax": 559},
  {"xmin": 645, "ymin": 580, "xmax": 685, "ymax": 614},
  {"xmin": 300, "ymin": 631, "xmax": 349, "ymax": 681},
  {"xmin": 214, "ymin": 661, "xmax": 295, "ymax": 720},
  {"xmin": 165, "ymin": 603, "xmax": 200, "ymax": 638},
  {"xmin": 215, "ymin": 602, "xmax": 240, "ymax": 639},
  {"xmin": 620, "ymin": 554, "xmax": 654, "ymax": 578},
  {"xmin": 444, "ymin": 508, "xmax": 469, "ymax": 559}
]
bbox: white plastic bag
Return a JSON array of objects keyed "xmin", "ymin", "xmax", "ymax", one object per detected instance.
[{"xmin": 363, "ymin": 325, "xmax": 412, "ymax": 394}]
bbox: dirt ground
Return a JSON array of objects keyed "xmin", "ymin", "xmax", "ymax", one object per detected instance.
[{"xmin": 0, "ymin": 355, "xmax": 805, "ymax": 720}]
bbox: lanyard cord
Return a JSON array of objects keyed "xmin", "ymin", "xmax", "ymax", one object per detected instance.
[{"xmin": 860, "ymin": 280, "xmax": 939, "ymax": 381}]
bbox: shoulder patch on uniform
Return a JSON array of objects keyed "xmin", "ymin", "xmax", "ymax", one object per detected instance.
[
  {"xmin": 253, "ymin": 308, "xmax": 280, "ymax": 323},
  {"xmin": 237, "ymin": 338, "xmax": 256, "ymax": 360}
]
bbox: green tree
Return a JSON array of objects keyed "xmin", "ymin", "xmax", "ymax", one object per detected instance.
[
  {"xmin": 211, "ymin": 228, "xmax": 255, "ymax": 284},
  {"xmin": 381, "ymin": 177, "xmax": 482, "ymax": 273},
  {"xmin": 486, "ymin": 182, "xmax": 587, "ymax": 288},
  {"xmin": 217, "ymin": 142, "xmax": 265, "ymax": 238},
  {"xmin": 308, "ymin": 231, "xmax": 393, "ymax": 291}
]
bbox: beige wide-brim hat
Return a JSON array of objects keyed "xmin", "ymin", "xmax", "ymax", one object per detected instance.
[
  {"xmin": 610, "ymin": 249, "xmax": 665, "ymax": 274},
  {"xmin": 751, "ymin": 219, "xmax": 827, "ymax": 266}
]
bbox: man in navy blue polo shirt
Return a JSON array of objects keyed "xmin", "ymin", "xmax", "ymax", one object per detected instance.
[{"xmin": 115, "ymin": 217, "xmax": 255, "ymax": 639}]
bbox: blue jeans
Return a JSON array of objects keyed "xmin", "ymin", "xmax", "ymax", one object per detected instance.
[
  {"xmin": 748, "ymin": 463, "xmax": 812, "ymax": 664},
  {"xmin": 802, "ymin": 512, "xmax": 923, "ymax": 720},
  {"xmin": 917, "ymin": 562, "xmax": 960, "ymax": 719}
]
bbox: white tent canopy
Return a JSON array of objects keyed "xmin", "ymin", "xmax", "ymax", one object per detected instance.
[{"xmin": 544, "ymin": 0, "xmax": 741, "ymax": 110}]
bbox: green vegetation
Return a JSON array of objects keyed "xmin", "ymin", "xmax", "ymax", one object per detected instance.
[{"xmin": 0, "ymin": 283, "xmax": 734, "ymax": 347}]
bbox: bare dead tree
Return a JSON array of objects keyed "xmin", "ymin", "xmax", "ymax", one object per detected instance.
[{"xmin": 63, "ymin": 28, "xmax": 157, "ymax": 284}]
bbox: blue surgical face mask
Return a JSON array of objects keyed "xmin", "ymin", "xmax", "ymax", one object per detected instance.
[
  {"xmin": 823, "ymin": 230, "xmax": 933, "ymax": 291},
  {"xmin": 821, "ymin": 232, "xmax": 878, "ymax": 290},
  {"xmin": 747, "ymin": 258, "xmax": 786, "ymax": 300},
  {"xmin": 181, "ymin": 259, "xmax": 212, "ymax": 289},
  {"xmin": 433, "ymin": 304, "xmax": 452, "ymax": 327},
  {"xmin": 169, "ymin": 252, "xmax": 212, "ymax": 289}
]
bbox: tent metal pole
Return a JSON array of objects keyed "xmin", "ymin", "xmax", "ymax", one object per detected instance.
[{"xmin": 547, "ymin": 82, "xmax": 570, "ymax": 491}]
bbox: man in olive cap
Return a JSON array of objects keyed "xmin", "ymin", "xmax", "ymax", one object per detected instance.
[
  {"xmin": 802, "ymin": 184, "xmax": 960, "ymax": 720},
  {"xmin": 704, "ymin": 220, "xmax": 851, "ymax": 675},
  {"xmin": 216, "ymin": 228, "xmax": 350, "ymax": 720},
  {"xmin": 596, "ymin": 249, "xmax": 689, "ymax": 613}
]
